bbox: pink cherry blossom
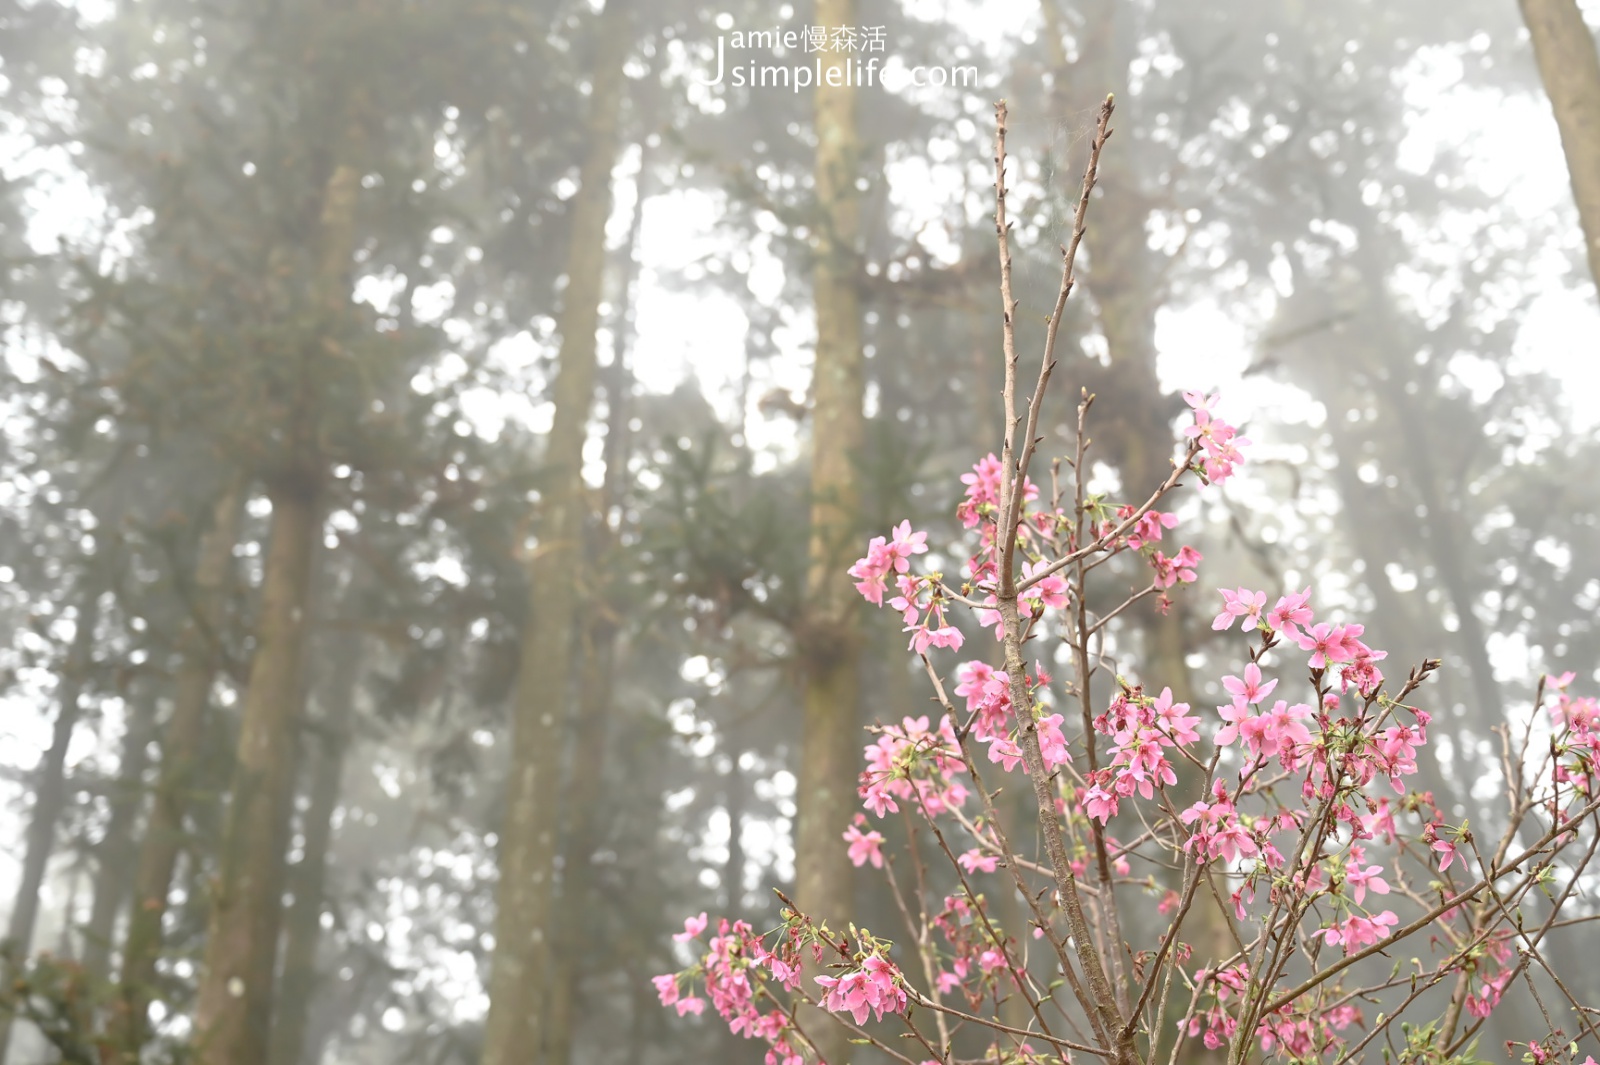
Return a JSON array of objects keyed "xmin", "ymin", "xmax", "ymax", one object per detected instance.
[
  {"xmin": 1183, "ymin": 393, "xmax": 1250, "ymax": 483},
  {"xmin": 847, "ymin": 537, "xmax": 892, "ymax": 605},
  {"xmin": 1221, "ymin": 662, "xmax": 1277, "ymax": 705},
  {"xmin": 986, "ymin": 734, "xmax": 1025, "ymax": 773},
  {"xmin": 1122, "ymin": 506, "xmax": 1179, "ymax": 550},
  {"xmin": 1153, "ymin": 687, "xmax": 1202, "ymax": 746},
  {"xmin": 958, "ymin": 848, "xmax": 999, "ymax": 874},
  {"xmin": 1252, "ymin": 699, "xmax": 1314, "ymax": 766},
  {"xmin": 1212, "ymin": 587, "xmax": 1267, "ymax": 631},
  {"xmin": 955, "ymin": 661, "xmax": 1012, "ymax": 740},
  {"xmin": 1264, "ymin": 587, "xmax": 1313, "ymax": 637},
  {"xmin": 858, "ymin": 715, "xmax": 969, "ymax": 819},
  {"xmin": 1361, "ymin": 798, "xmax": 1397, "ymax": 844},
  {"xmin": 1037, "ymin": 712, "xmax": 1072, "ymax": 769},
  {"xmin": 1151, "ymin": 545, "xmax": 1201, "ymax": 589},
  {"xmin": 886, "ymin": 520, "xmax": 928, "ymax": 570},
  {"xmin": 816, "ymin": 951, "xmax": 908, "ymax": 1024},
  {"xmin": 1215, "ymin": 698, "xmax": 1254, "ymax": 749},
  {"xmin": 1083, "ymin": 783, "xmax": 1118, "ymax": 824},
  {"xmin": 674, "ymin": 912, "xmax": 708, "ymax": 943},
  {"xmin": 1344, "ymin": 861, "xmax": 1391, "ymax": 905},
  {"xmin": 848, "ymin": 522, "xmax": 928, "ymax": 609},
  {"xmin": 1317, "ymin": 910, "xmax": 1398, "ymax": 953},
  {"xmin": 844, "ymin": 820, "xmax": 886, "ymax": 869},
  {"xmin": 1020, "ymin": 559, "xmax": 1069, "ymax": 616},
  {"xmin": 662, "ymin": 379, "xmax": 1600, "ymax": 1065}
]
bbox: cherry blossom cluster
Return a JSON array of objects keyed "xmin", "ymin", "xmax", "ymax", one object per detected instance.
[
  {"xmin": 857, "ymin": 714, "xmax": 969, "ymax": 819},
  {"xmin": 928, "ymin": 890, "xmax": 1020, "ymax": 1007},
  {"xmin": 850, "ymin": 399, "xmax": 1232, "ymax": 642},
  {"xmin": 1462, "ymin": 930, "xmax": 1517, "ymax": 1021},
  {"xmin": 957, "ymin": 663, "xmax": 1071, "ymax": 777},
  {"xmin": 814, "ymin": 950, "xmax": 909, "ymax": 1025},
  {"xmin": 1183, "ymin": 389, "xmax": 1248, "ymax": 484},
  {"xmin": 652, "ymin": 908, "xmax": 914, "ymax": 1065},
  {"xmin": 847, "ymin": 522, "xmax": 966, "ymax": 653},
  {"xmin": 955, "ymin": 454, "xmax": 1042, "ymax": 589},
  {"xmin": 1089, "ymin": 502, "xmax": 1202, "ymax": 614},
  {"xmin": 660, "ymin": 371, "xmax": 1600, "ymax": 1065},
  {"xmin": 1186, "ymin": 962, "xmax": 1361, "ymax": 1056},
  {"xmin": 1550, "ymin": 670, "xmax": 1598, "ymax": 796}
]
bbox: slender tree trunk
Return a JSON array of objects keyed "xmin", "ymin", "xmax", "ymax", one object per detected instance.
[
  {"xmin": 481, "ymin": 4, "xmax": 633, "ymax": 1062},
  {"xmin": 1519, "ymin": 0, "xmax": 1600, "ymax": 294},
  {"xmin": 268, "ymin": 634, "xmax": 361, "ymax": 1065},
  {"xmin": 189, "ymin": 484, "xmax": 321, "ymax": 1065},
  {"xmin": 56, "ymin": 872, "xmax": 82, "ymax": 957},
  {"xmin": 81, "ymin": 681, "xmax": 160, "ymax": 983},
  {"xmin": 0, "ymin": 584, "xmax": 100, "ymax": 1065},
  {"xmin": 543, "ymin": 615, "xmax": 618, "ymax": 1065},
  {"xmin": 190, "ymin": 139, "xmax": 360, "ymax": 1065},
  {"xmin": 4, "ymin": 589, "xmax": 100, "ymax": 952},
  {"xmin": 118, "ymin": 480, "xmax": 243, "ymax": 1057},
  {"xmin": 794, "ymin": 3, "xmax": 867, "ymax": 1061},
  {"xmin": 546, "ymin": 131, "xmax": 647, "ymax": 1065}
]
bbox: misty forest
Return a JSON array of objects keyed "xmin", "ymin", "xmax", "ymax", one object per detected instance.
[{"xmin": 3, "ymin": 0, "xmax": 1600, "ymax": 1064}]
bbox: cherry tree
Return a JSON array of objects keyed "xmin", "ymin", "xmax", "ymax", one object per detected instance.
[{"xmin": 655, "ymin": 98, "xmax": 1600, "ymax": 1065}]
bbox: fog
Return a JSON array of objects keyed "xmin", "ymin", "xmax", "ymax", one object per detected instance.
[{"xmin": 1, "ymin": 0, "xmax": 1598, "ymax": 1063}]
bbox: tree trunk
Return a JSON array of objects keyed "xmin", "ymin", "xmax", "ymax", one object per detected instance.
[
  {"xmin": 544, "ymin": 614, "xmax": 618, "ymax": 1065},
  {"xmin": 81, "ymin": 681, "xmax": 160, "ymax": 984},
  {"xmin": 546, "ymin": 128, "xmax": 647, "ymax": 1065},
  {"xmin": 794, "ymin": 2, "xmax": 867, "ymax": 1061},
  {"xmin": 190, "ymin": 135, "xmax": 360, "ymax": 1065},
  {"xmin": 0, "ymin": 584, "xmax": 100, "ymax": 1065},
  {"xmin": 480, "ymin": 3, "xmax": 633, "ymax": 1063},
  {"xmin": 1519, "ymin": 0, "xmax": 1600, "ymax": 294},
  {"xmin": 118, "ymin": 480, "xmax": 243, "ymax": 1057},
  {"xmin": 268, "ymin": 634, "xmax": 361, "ymax": 1065},
  {"xmin": 189, "ymin": 484, "xmax": 321, "ymax": 1065}
]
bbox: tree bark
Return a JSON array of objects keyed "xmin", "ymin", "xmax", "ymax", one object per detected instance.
[
  {"xmin": 480, "ymin": 3, "xmax": 633, "ymax": 1063},
  {"xmin": 1519, "ymin": 0, "xmax": 1600, "ymax": 294},
  {"xmin": 794, "ymin": 2, "xmax": 867, "ymax": 1061},
  {"xmin": 81, "ymin": 681, "xmax": 160, "ymax": 984},
  {"xmin": 268, "ymin": 634, "xmax": 362, "ymax": 1065},
  {"xmin": 543, "ymin": 613, "xmax": 618, "ymax": 1065},
  {"xmin": 189, "ymin": 484, "xmax": 320, "ymax": 1065},
  {"xmin": 190, "ymin": 135, "xmax": 359, "ymax": 1065},
  {"xmin": 118, "ymin": 479, "xmax": 243, "ymax": 1058},
  {"xmin": 546, "ymin": 128, "xmax": 647, "ymax": 1065},
  {"xmin": 0, "ymin": 585, "xmax": 101, "ymax": 1065}
]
